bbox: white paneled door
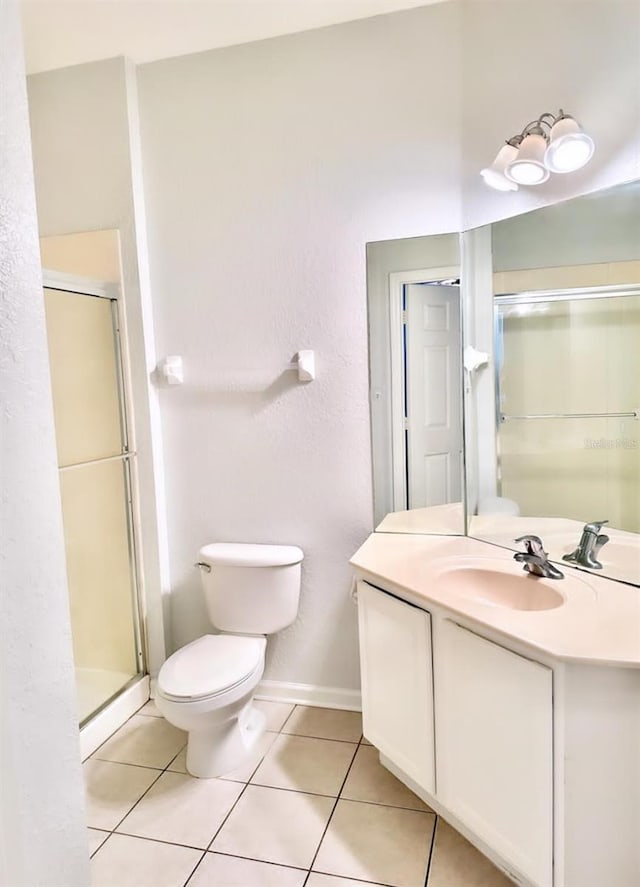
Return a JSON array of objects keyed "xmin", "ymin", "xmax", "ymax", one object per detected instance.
[{"xmin": 405, "ymin": 284, "xmax": 462, "ymax": 509}]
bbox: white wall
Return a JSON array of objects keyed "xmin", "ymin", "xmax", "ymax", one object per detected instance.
[
  {"xmin": 27, "ymin": 58, "xmax": 170, "ymax": 677},
  {"xmin": 0, "ymin": 2, "xmax": 88, "ymax": 882},
  {"xmin": 22, "ymin": 0, "xmax": 445, "ymax": 74},
  {"xmin": 462, "ymin": 0, "xmax": 640, "ymax": 230},
  {"xmin": 137, "ymin": 3, "xmax": 462, "ymax": 691}
]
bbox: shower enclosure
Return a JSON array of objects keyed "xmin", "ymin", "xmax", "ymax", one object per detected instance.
[
  {"xmin": 44, "ymin": 269, "xmax": 145, "ymax": 725},
  {"xmin": 495, "ymin": 285, "xmax": 640, "ymax": 534}
]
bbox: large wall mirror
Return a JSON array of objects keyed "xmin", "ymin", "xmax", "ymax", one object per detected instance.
[
  {"xmin": 465, "ymin": 180, "xmax": 640, "ymax": 586},
  {"xmin": 368, "ymin": 179, "xmax": 640, "ymax": 587}
]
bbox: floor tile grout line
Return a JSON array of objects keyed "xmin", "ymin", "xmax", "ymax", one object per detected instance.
[
  {"xmin": 423, "ymin": 815, "xmax": 439, "ymax": 886},
  {"xmin": 244, "ymin": 778, "xmax": 431, "ymax": 812},
  {"xmin": 181, "ymin": 850, "xmax": 208, "ymax": 887},
  {"xmin": 308, "ymin": 869, "xmax": 404, "ymax": 887},
  {"xmin": 88, "ymin": 831, "xmax": 110, "ymax": 859},
  {"xmin": 165, "ymin": 742, "xmax": 188, "ymax": 773},
  {"xmin": 114, "ymin": 761, "xmax": 247, "ymax": 858},
  {"xmin": 277, "ymin": 703, "xmax": 298, "ymax": 733},
  {"xmin": 280, "ymin": 731, "xmax": 363, "ymax": 745},
  {"xmin": 105, "ymin": 764, "xmax": 168, "ymax": 836},
  {"xmin": 105, "ymin": 830, "xmax": 211, "ymax": 853},
  {"xmin": 88, "ymin": 727, "xmax": 188, "ymax": 840},
  {"xmin": 202, "ymin": 849, "xmax": 309, "ymax": 872},
  {"xmin": 92, "ymin": 763, "xmax": 247, "ymax": 876},
  {"xmin": 87, "ymin": 705, "xmax": 155, "ymax": 762},
  {"xmin": 302, "ymin": 735, "xmax": 363, "ymax": 886},
  {"xmin": 89, "ymin": 756, "xmax": 171, "ymax": 772},
  {"xmin": 202, "ymin": 780, "xmax": 252, "ymax": 856}
]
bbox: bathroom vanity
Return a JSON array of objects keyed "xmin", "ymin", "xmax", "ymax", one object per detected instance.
[{"xmin": 351, "ymin": 533, "xmax": 640, "ymax": 887}]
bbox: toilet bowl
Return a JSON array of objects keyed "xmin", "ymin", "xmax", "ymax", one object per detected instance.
[
  {"xmin": 156, "ymin": 542, "xmax": 303, "ymax": 778},
  {"xmin": 156, "ymin": 634, "xmax": 267, "ymax": 778}
]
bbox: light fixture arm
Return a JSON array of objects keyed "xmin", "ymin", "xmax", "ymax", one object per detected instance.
[
  {"xmin": 519, "ymin": 111, "xmax": 565, "ymax": 140},
  {"xmin": 536, "ymin": 111, "xmax": 558, "ymax": 129}
]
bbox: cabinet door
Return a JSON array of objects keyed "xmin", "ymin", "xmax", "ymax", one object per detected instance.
[
  {"xmin": 436, "ymin": 620, "xmax": 553, "ymax": 887},
  {"xmin": 357, "ymin": 581, "xmax": 435, "ymax": 793}
]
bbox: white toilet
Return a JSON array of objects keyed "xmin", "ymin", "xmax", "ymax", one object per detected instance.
[{"xmin": 156, "ymin": 542, "xmax": 304, "ymax": 778}]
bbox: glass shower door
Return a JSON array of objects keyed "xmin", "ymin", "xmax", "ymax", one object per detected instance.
[
  {"xmin": 495, "ymin": 291, "xmax": 640, "ymax": 533},
  {"xmin": 44, "ymin": 285, "xmax": 144, "ymax": 725}
]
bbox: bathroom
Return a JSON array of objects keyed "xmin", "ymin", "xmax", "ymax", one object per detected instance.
[{"xmin": 2, "ymin": 0, "xmax": 639, "ymax": 885}]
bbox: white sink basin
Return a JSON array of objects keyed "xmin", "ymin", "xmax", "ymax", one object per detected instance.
[{"xmin": 430, "ymin": 557, "xmax": 570, "ymax": 611}]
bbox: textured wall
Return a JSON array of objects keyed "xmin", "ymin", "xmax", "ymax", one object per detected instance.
[
  {"xmin": 0, "ymin": 1, "xmax": 88, "ymax": 883},
  {"xmin": 137, "ymin": 3, "xmax": 462, "ymax": 690}
]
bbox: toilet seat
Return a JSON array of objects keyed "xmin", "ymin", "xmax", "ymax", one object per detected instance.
[{"xmin": 157, "ymin": 634, "xmax": 266, "ymax": 703}]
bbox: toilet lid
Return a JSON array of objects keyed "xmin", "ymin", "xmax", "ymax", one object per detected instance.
[{"xmin": 158, "ymin": 634, "xmax": 266, "ymax": 701}]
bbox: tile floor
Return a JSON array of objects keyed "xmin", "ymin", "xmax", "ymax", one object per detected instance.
[{"xmin": 86, "ymin": 700, "xmax": 512, "ymax": 887}]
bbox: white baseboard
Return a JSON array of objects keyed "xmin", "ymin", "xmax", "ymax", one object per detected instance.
[
  {"xmin": 256, "ymin": 680, "xmax": 361, "ymax": 711},
  {"xmin": 80, "ymin": 675, "xmax": 150, "ymax": 761}
]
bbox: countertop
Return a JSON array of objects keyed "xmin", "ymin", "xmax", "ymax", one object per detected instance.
[{"xmin": 350, "ymin": 532, "xmax": 640, "ymax": 667}]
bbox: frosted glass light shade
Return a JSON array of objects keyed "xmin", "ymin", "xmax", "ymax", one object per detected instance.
[
  {"xmin": 544, "ymin": 116, "xmax": 595, "ymax": 173},
  {"xmin": 505, "ymin": 133, "xmax": 550, "ymax": 185},
  {"xmin": 480, "ymin": 143, "xmax": 520, "ymax": 191}
]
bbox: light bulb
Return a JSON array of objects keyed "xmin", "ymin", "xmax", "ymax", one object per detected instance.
[
  {"xmin": 545, "ymin": 116, "xmax": 594, "ymax": 173},
  {"xmin": 480, "ymin": 143, "xmax": 519, "ymax": 191},
  {"xmin": 505, "ymin": 133, "xmax": 550, "ymax": 185}
]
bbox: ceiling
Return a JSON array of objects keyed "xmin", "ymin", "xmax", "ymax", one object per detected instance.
[{"xmin": 22, "ymin": 0, "xmax": 448, "ymax": 75}]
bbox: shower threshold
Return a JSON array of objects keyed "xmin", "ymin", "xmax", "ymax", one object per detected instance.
[{"xmin": 79, "ymin": 671, "xmax": 150, "ymax": 761}]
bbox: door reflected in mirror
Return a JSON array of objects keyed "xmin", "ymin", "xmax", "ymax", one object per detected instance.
[{"xmin": 367, "ymin": 233, "xmax": 465, "ymax": 535}]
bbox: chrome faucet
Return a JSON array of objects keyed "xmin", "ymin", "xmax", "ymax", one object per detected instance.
[
  {"xmin": 563, "ymin": 521, "xmax": 609, "ymax": 570},
  {"xmin": 513, "ymin": 535, "xmax": 564, "ymax": 580}
]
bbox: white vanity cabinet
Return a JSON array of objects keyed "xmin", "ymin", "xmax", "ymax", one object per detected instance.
[
  {"xmin": 435, "ymin": 620, "xmax": 553, "ymax": 887},
  {"xmin": 353, "ymin": 534, "xmax": 640, "ymax": 887},
  {"xmin": 357, "ymin": 580, "xmax": 553, "ymax": 887},
  {"xmin": 356, "ymin": 581, "xmax": 435, "ymax": 792}
]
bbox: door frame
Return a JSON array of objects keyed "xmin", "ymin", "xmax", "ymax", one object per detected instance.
[{"xmin": 388, "ymin": 266, "xmax": 460, "ymax": 511}]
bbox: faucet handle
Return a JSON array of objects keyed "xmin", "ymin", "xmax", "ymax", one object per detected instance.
[
  {"xmin": 584, "ymin": 520, "xmax": 608, "ymax": 534},
  {"xmin": 515, "ymin": 534, "xmax": 545, "ymax": 556}
]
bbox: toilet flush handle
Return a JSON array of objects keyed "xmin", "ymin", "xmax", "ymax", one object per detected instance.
[{"xmin": 194, "ymin": 561, "xmax": 211, "ymax": 573}]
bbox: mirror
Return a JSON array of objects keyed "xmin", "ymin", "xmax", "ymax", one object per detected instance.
[
  {"xmin": 368, "ymin": 180, "xmax": 640, "ymax": 587},
  {"xmin": 464, "ymin": 180, "xmax": 640, "ymax": 586},
  {"xmin": 367, "ymin": 233, "xmax": 465, "ymax": 535}
]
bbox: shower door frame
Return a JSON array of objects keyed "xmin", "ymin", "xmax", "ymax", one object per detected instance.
[
  {"xmin": 43, "ymin": 269, "xmax": 147, "ymax": 723},
  {"xmin": 493, "ymin": 282, "xmax": 640, "ymax": 494}
]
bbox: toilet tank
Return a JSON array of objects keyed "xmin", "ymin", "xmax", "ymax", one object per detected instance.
[{"xmin": 197, "ymin": 542, "xmax": 304, "ymax": 634}]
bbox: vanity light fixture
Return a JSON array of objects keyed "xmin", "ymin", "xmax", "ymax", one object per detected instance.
[{"xmin": 482, "ymin": 110, "xmax": 594, "ymax": 191}]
